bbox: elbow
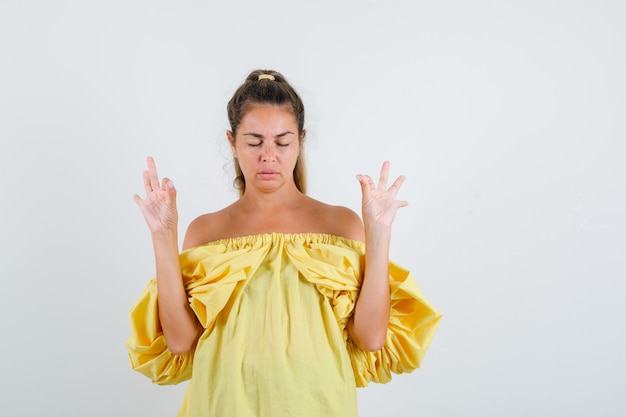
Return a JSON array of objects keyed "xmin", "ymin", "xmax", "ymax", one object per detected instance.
[
  {"xmin": 165, "ymin": 335, "xmax": 199, "ymax": 355},
  {"xmin": 163, "ymin": 321, "xmax": 203, "ymax": 355},
  {"xmin": 167, "ymin": 344, "xmax": 191, "ymax": 355},
  {"xmin": 349, "ymin": 317, "xmax": 388, "ymax": 352},
  {"xmin": 350, "ymin": 323, "xmax": 387, "ymax": 352},
  {"xmin": 357, "ymin": 335, "xmax": 386, "ymax": 352}
]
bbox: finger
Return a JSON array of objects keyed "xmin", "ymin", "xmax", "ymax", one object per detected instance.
[
  {"xmin": 132, "ymin": 193, "xmax": 144, "ymax": 206},
  {"xmin": 162, "ymin": 177, "xmax": 176, "ymax": 195},
  {"xmin": 360, "ymin": 174, "xmax": 376, "ymax": 190},
  {"xmin": 356, "ymin": 174, "xmax": 366, "ymax": 190},
  {"xmin": 377, "ymin": 161, "xmax": 390, "ymax": 189},
  {"xmin": 397, "ymin": 200, "xmax": 409, "ymax": 208},
  {"xmin": 147, "ymin": 156, "xmax": 161, "ymax": 192},
  {"xmin": 356, "ymin": 174, "xmax": 372, "ymax": 200},
  {"xmin": 388, "ymin": 175, "xmax": 406, "ymax": 196},
  {"xmin": 142, "ymin": 170, "xmax": 152, "ymax": 195}
]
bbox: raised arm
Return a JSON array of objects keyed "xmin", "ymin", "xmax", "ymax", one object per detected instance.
[
  {"xmin": 133, "ymin": 156, "xmax": 203, "ymax": 354},
  {"xmin": 349, "ymin": 161, "xmax": 408, "ymax": 351}
]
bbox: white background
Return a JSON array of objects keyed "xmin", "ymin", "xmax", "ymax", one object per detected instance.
[{"xmin": 1, "ymin": 1, "xmax": 625, "ymax": 416}]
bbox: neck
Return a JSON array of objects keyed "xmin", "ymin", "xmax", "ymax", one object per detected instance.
[{"xmin": 238, "ymin": 185, "xmax": 305, "ymax": 212}]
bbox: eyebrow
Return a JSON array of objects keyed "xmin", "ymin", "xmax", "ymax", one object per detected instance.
[{"xmin": 242, "ymin": 131, "xmax": 296, "ymax": 139}]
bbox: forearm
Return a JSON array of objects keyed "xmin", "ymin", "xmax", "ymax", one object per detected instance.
[
  {"xmin": 349, "ymin": 225, "xmax": 391, "ymax": 352},
  {"xmin": 152, "ymin": 231, "xmax": 202, "ymax": 354}
]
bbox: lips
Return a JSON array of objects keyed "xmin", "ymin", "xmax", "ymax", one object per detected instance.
[{"xmin": 258, "ymin": 170, "xmax": 278, "ymax": 180}]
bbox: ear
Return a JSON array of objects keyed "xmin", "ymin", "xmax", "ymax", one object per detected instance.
[
  {"xmin": 227, "ymin": 131, "xmax": 237, "ymax": 157},
  {"xmin": 300, "ymin": 129, "xmax": 306, "ymax": 144}
]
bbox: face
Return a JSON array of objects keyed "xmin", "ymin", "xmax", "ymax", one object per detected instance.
[{"xmin": 228, "ymin": 103, "xmax": 303, "ymax": 194}]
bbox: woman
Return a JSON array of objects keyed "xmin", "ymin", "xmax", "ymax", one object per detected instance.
[{"xmin": 127, "ymin": 69, "xmax": 442, "ymax": 417}]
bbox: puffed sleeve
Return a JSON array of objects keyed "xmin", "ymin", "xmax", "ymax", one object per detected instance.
[
  {"xmin": 126, "ymin": 241, "xmax": 266, "ymax": 385},
  {"xmin": 126, "ymin": 279, "xmax": 194, "ymax": 385},
  {"xmin": 287, "ymin": 235, "xmax": 443, "ymax": 388},
  {"xmin": 345, "ymin": 261, "xmax": 442, "ymax": 387}
]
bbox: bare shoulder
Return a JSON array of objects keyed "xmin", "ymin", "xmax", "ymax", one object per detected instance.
[
  {"xmin": 309, "ymin": 198, "xmax": 365, "ymax": 242},
  {"xmin": 182, "ymin": 208, "xmax": 230, "ymax": 250},
  {"xmin": 328, "ymin": 204, "xmax": 365, "ymax": 242},
  {"xmin": 183, "ymin": 197, "xmax": 364, "ymax": 248}
]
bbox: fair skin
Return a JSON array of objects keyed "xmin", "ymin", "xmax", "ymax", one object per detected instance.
[{"xmin": 134, "ymin": 103, "xmax": 407, "ymax": 354}]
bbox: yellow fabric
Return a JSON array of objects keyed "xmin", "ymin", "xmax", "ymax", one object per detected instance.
[{"xmin": 127, "ymin": 233, "xmax": 442, "ymax": 417}]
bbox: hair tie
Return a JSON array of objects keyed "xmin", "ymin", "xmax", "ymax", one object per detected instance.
[{"xmin": 257, "ymin": 74, "xmax": 276, "ymax": 81}]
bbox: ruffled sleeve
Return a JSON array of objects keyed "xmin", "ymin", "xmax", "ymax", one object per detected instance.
[
  {"xmin": 345, "ymin": 261, "xmax": 442, "ymax": 387},
  {"xmin": 127, "ymin": 234, "xmax": 442, "ymax": 388},
  {"xmin": 126, "ymin": 239, "xmax": 269, "ymax": 385},
  {"xmin": 287, "ymin": 235, "xmax": 443, "ymax": 387},
  {"xmin": 126, "ymin": 279, "xmax": 194, "ymax": 385}
]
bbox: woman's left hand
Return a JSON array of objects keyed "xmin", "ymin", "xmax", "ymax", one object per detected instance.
[{"xmin": 357, "ymin": 161, "xmax": 408, "ymax": 231}]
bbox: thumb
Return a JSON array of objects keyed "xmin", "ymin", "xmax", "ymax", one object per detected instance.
[
  {"xmin": 356, "ymin": 174, "xmax": 370, "ymax": 201},
  {"xmin": 163, "ymin": 178, "xmax": 176, "ymax": 195},
  {"xmin": 132, "ymin": 194, "xmax": 143, "ymax": 206}
]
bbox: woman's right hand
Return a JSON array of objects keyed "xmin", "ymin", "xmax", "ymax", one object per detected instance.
[{"xmin": 133, "ymin": 156, "xmax": 178, "ymax": 236}]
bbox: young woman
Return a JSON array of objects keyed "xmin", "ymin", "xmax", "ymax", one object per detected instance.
[{"xmin": 127, "ymin": 69, "xmax": 442, "ymax": 417}]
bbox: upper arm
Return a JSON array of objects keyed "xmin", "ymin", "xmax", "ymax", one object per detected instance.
[
  {"xmin": 330, "ymin": 206, "xmax": 365, "ymax": 242},
  {"xmin": 182, "ymin": 217, "xmax": 202, "ymax": 251},
  {"xmin": 182, "ymin": 214, "xmax": 218, "ymax": 250}
]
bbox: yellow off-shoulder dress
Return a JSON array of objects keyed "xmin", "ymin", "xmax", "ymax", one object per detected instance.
[{"xmin": 127, "ymin": 233, "xmax": 442, "ymax": 417}]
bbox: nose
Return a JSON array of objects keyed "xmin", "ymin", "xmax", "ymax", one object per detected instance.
[{"xmin": 261, "ymin": 144, "xmax": 276, "ymax": 162}]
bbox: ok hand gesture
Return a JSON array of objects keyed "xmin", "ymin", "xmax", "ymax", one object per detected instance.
[
  {"xmin": 133, "ymin": 156, "xmax": 178, "ymax": 235},
  {"xmin": 356, "ymin": 161, "xmax": 408, "ymax": 232}
]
